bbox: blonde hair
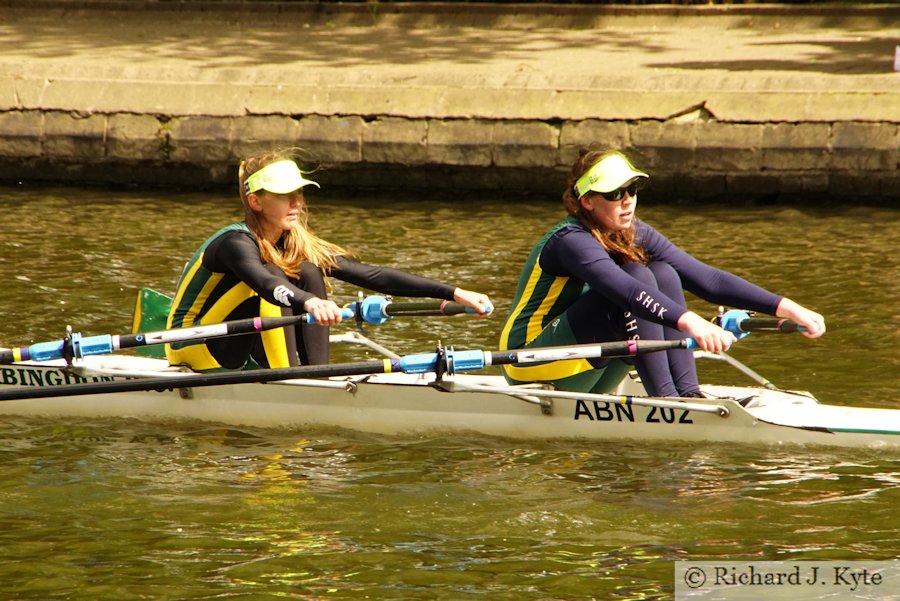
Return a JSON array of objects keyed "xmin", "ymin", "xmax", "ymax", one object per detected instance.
[
  {"xmin": 238, "ymin": 149, "xmax": 347, "ymax": 279},
  {"xmin": 562, "ymin": 148, "xmax": 649, "ymax": 265}
]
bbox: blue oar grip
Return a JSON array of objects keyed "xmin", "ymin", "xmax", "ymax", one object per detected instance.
[
  {"xmin": 717, "ymin": 309, "xmax": 752, "ymax": 340},
  {"xmin": 340, "ymin": 295, "xmax": 391, "ymax": 325},
  {"xmin": 304, "ymin": 307, "xmax": 357, "ymax": 324},
  {"xmin": 466, "ymin": 303, "xmax": 493, "ymax": 315},
  {"xmin": 358, "ymin": 295, "xmax": 392, "ymax": 324},
  {"xmin": 684, "ymin": 337, "xmax": 737, "ymax": 351},
  {"xmin": 24, "ymin": 340, "xmax": 66, "ymax": 362},
  {"xmin": 445, "ymin": 348, "xmax": 488, "ymax": 373},
  {"xmin": 77, "ymin": 334, "xmax": 115, "ymax": 358},
  {"xmin": 398, "ymin": 351, "xmax": 439, "ymax": 374},
  {"xmin": 396, "ymin": 348, "xmax": 488, "ymax": 374},
  {"xmin": 21, "ymin": 333, "xmax": 115, "ymax": 362}
]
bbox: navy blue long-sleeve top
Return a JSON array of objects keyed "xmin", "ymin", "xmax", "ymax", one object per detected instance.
[{"xmin": 538, "ymin": 219, "xmax": 781, "ymax": 329}]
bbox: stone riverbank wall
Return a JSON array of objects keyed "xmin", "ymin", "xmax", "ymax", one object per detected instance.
[{"xmin": 0, "ymin": 2, "xmax": 898, "ymax": 204}]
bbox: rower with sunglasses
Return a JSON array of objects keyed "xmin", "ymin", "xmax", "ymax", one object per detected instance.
[{"xmin": 499, "ymin": 148, "xmax": 825, "ymax": 398}]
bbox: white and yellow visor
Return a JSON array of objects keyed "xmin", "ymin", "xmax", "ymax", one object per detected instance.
[
  {"xmin": 575, "ymin": 153, "xmax": 648, "ymax": 197},
  {"xmin": 245, "ymin": 160, "xmax": 320, "ymax": 195}
]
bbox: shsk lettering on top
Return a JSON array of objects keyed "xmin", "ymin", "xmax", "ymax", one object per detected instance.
[
  {"xmin": 635, "ymin": 290, "xmax": 668, "ymax": 319},
  {"xmin": 273, "ymin": 285, "xmax": 294, "ymax": 306}
]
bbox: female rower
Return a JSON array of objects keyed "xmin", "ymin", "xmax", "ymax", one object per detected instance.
[
  {"xmin": 499, "ymin": 148, "xmax": 825, "ymax": 398},
  {"xmin": 166, "ymin": 149, "xmax": 492, "ymax": 371}
]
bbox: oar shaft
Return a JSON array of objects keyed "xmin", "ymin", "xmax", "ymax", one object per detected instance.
[
  {"xmin": 0, "ymin": 339, "xmax": 686, "ymax": 402},
  {"xmin": 118, "ymin": 315, "xmax": 299, "ymax": 350},
  {"xmin": 395, "ymin": 339, "xmax": 689, "ymax": 374},
  {"xmin": 0, "ymin": 309, "xmax": 356, "ymax": 364},
  {"xmin": 121, "ymin": 309, "xmax": 356, "ymax": 349},
  {"xmin": 737, "ymin": 318, "xmax": 804, "ymax": 333},
  {"xmin": 716, "ymin": 309, "xmax": 807, "ymax": 336},
  {"xmin": 354, "ymin": 296, "xmax": 492, "ymax": 324},
  {"xmin": 0, "ymin": 293, "xmax": 490, "ymax": 365},
  {"xmin": 384, "ymin": 301, "xmax": 471, "ymax": 317},
  {"xmin": 488, "ymin": 339, "xmax": 689, "ymax": 367}
]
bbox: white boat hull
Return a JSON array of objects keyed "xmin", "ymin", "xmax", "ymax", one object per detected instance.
[{"xmin": 0, "ymin": 355, "xmax": 897, "ymax": 450}]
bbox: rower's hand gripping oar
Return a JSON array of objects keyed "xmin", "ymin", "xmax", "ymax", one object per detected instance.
[{"xmin": 0, "ymin": 338, "xmax": 689, "ymax": 402}]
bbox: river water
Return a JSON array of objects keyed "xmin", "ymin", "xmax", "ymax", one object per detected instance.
[{"xmin": 0, "ymin": 184, "xmax": 897, "ymax": 599}]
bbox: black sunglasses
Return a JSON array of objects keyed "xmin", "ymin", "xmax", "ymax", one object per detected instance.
[{"xmin": 598, "ymin": 179, "xmax": 645, "ymax": 202}]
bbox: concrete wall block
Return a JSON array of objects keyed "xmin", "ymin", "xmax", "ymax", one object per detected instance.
[
  {"xmin": 828, "ymin": 172, "xmax": 872, "ymax": 197},
  {"xmin": 761, "ymin": 122, "xmax": 831, "ymax": 171},
  {"xmin": 106, "ymin": 114, "xmax": 165, "ymax": 161},
  {"xmin": 168, "ymin": 115, "xmax": 232, "ymax": 162},
  {"xmin": 832, "ymin": 122, "xmax": 897, "ymax": 171},
  {"xmin": 361, "ymin": 117, "xmax": 427, "ymax": 165},
  {"xmin": 695, "ymin": 122, "xmax": 762, "ymax": 172},
  {"xmin": 492, "ymin": 166, "xmax": 562, "ymax": 194},
  {"xmin": 0, "ymin": 79, "xmax": 18, "ymax": 111},
  {"xmin": 629, "ymin": 121, "xmax": 696, "ymax": 170},
  {"xmin": 776, "ymin": 171, "xmax": 831, "ymax": 195},
  {"xmin": 877, "ymin": 169, "xmax": 900, "ymax": 199},
  {"xmin": 725, "ymin": 172, "xmax": 779, "ymax": 196},
  {"xmin": 0, "ymin": 111, "xmax": 43, "ymax": 157},
  {"xmin": 670, "ymin": 172, "xmax": 727, "ymax": 199},
  {"xmin": 231, "ymin": 115, "xmax": 299, "ymax": 160},
  {"xmin": 42, "ymin": 111, "xmax": 106, "ymax": 160},
  {"xmin": 426, "ymin": 119, "xmax": 492, "ymax": 166},
  {"xmin": 559, "ymin": 120, "xmax": 629, "ymax": 166},
  {"xmin": 829, "ymin": 172, "xmax": 883, "ymax": 198},
  {"xmin": 491, "ymin": 121, "xmax": 558, "ymax": 168},
  {"xmin": 298, "ymin": 115, "xmax": 363, "ymax": 164}
]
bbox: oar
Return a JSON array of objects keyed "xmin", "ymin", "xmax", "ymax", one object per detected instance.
[
  {"xmin": 0, "ymin": 308, "xmax": 356, "ymax": 365},
  {"xmin": 350, "ymin": 295, "xmax": 493, "ymax": 324},
  {"xmin": 1, "ymin": 296, "xmax": 492, "ymax": 365},
  {"xmin": 0, "ymin": 339, "xmax": 689, "ymax": 402},
  {"xmin": 734, "ymin": 317, "xmax": 806, "ymax": 334},
  {"xmin": 715, "ymin": 309, "xmax": 807, "ymax": 339}
]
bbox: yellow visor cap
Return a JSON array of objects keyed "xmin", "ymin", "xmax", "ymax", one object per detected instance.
[
  {"xmin": 245, "ymin": 160, "xmax": 320, "ymax": 194},
  {"xmin": 575, "ymin": 154, "xmax": 648, "ymax": 197}
]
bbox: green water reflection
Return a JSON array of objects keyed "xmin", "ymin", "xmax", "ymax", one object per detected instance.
[{"xmin": 0, "ymin": 185, "xmax": 897, "ymax": 599}]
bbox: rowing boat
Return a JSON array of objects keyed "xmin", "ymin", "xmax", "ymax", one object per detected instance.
[{"xmin": 1, "ymin": 326, "xmax": 897, "ymax": 450}]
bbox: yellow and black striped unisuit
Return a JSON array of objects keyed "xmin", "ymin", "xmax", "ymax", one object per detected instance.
[
  {"xmin": 499, "ymin": 216, "xmax": 597, "ymax": 383},
  {"xmin": 165, "ymin": 222, "xmax": 289, "ymax": 371}
]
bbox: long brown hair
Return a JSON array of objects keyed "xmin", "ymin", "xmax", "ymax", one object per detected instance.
[
  {"xmin": 238, "ymin": 148, "xmax": 347, "ymax": 279},
  {"xmin": 561, "ymin": 148, "xmax": 648, "ymax": 265}
]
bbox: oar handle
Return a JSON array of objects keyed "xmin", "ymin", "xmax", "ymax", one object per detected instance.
[
  {"xmin": 735, "ymin": 318, "xmax": 807, "ymax": 334},
  {"xmin": 385, "ymin": 300, "xmax": 490, "ymax": 317},
  {"xmin": 304, "ymin": 307, "xmax": 356, "ymax": 324},
  {"xmin": 352, "ymin": 295, "xmax": 493, "ymax": 325},
  {"xmin": 715, "ymin": 309, "xmax": 807, "ymax": 338}
]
